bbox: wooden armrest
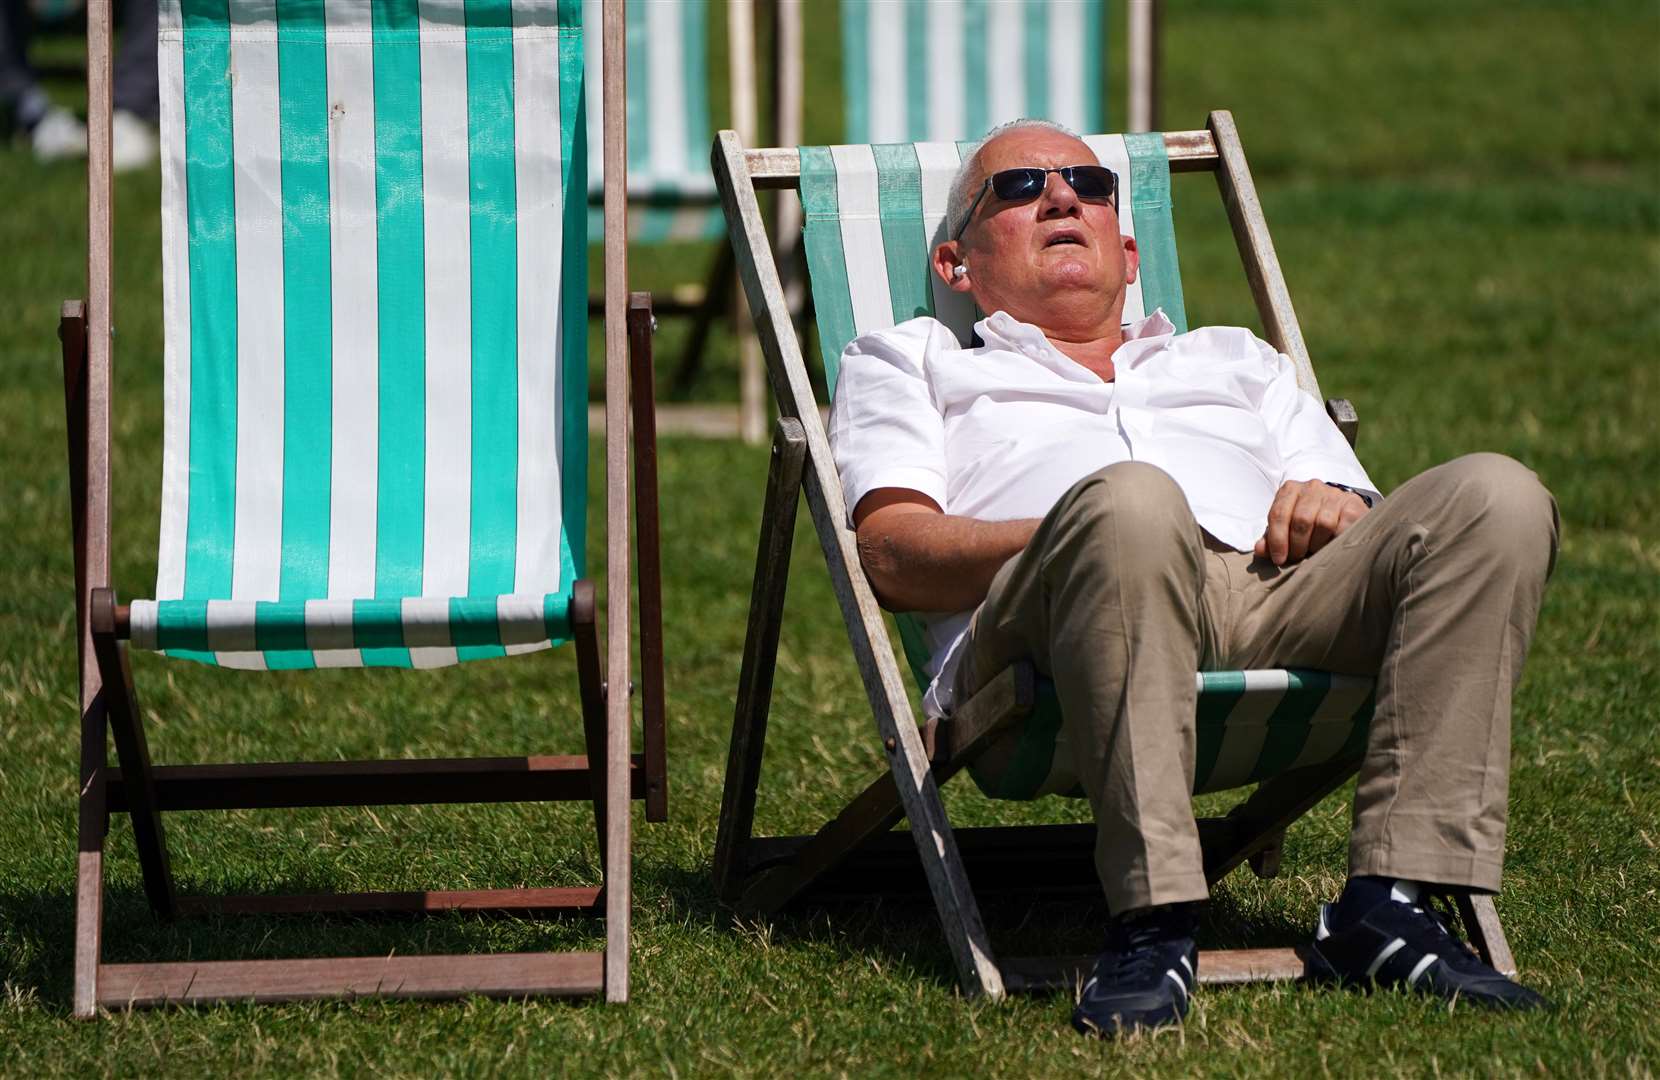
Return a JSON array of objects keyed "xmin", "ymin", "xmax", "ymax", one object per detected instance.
[{"xmin": 1325, "ymin": 397, "xmax": 1359, "ymax": 448}]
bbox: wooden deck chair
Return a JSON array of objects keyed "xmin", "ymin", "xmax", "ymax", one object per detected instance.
[
  {"xmin": 708, "ymin": 112, "xmax": 1517, "ymax": 999},
  {"xmin": 584, "ymin": 0, "xmax": 772, "ymax": 442},
  {"xmin": 838, "ymin": 0, "xmax": 1160, "ymax": 142},
  {"xmin": 58, "ymin": 0, "xmax": 664, "ymax": 1015},
  {"xmin": 583, "ymin": 0, "xmax": 723, "ymax": 248}
]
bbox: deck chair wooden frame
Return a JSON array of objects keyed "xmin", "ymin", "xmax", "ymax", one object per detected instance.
[
  {"xmin": 708, "ymin": 111, "xmax": 1515, "ymax": 999},
  {"xmin": 60, "ymin": 1, "xmax": 663, "ymax": 1015}
]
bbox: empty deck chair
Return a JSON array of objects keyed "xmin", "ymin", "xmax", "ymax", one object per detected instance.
[
  {"xmin": 584, "ymin": 0, "xmax": 774, "ymax": 441},
  {"xmin": 583, "ymin": 0, "xmax": 722, "ymax": 245},
  {"xmin": 707, "ymin": 112, "xmax": 1516, "ymax": 998},
  {"xmin": 59, "ymin": 0, "xmax": 663, "ymax": 1014},
  {"xmin": 838, "ymin": 0, "xmax": 1161, "ymax": 142}
]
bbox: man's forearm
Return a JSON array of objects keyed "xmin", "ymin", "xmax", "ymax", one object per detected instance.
[{"xmin": 857, "ymin": 513, "xmax": 1040, "ymax": 612}]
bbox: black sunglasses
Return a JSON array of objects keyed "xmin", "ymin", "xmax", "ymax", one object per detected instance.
[{"xmin": 953, "ymin": 164, "xmax": 1119, "ymax": 240}]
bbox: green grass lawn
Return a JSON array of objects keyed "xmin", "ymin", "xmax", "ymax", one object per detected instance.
[{"xmin": 2, "ymin": 1, "xmax": 1657, "ymax": 1076}]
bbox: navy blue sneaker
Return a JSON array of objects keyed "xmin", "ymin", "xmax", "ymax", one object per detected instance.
[
  {"xmin": 1071, "ymin": 904, "xmax": 1199, "ymax": 1038},
  {"xmin": 1309, "ymin": 896, "xmax": 1548, "ymax": 1010}
]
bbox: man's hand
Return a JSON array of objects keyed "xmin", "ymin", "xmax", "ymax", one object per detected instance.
[{"xmin": 1254, "ymin": 479, "xmax": 1370, "ymax": 566}]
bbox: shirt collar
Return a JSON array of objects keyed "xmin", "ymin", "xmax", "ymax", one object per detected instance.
[{"xmin": 973, "ymin": 308, "xmax": 1177, "ymax": 374}]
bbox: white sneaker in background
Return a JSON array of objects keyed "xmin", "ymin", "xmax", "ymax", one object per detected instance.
[
  {"xmin": 112, "ymin": 109, "xmax": 159, "ymax": 172},
  {"xmin": 30, "ymin": 105, "xmax": 87, "ymax": 162}
]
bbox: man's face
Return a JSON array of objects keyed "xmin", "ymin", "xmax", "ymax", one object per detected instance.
[{"xmin": 935, "ymin": 127, "xmax": 1138, "ymax": 329}]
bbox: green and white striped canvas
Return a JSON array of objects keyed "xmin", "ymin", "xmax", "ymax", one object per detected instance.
[
  {"xmin": 795, "ymin": 134, "xmax": 1374, "ymax": 800},
  {"xmin": 971, "ymin": 670, "xmax": 1377, "ymax": 801},
  {"xmin": 841, "ymin": 0, "xmax": 1106, "ymax": 145},
  {"xmin": 132, "ymin": 0, "xmax": 589, "ymax": 671},
  {"xmin": 582, "ymin": 0, "xmax": 722, "ymax": 244}
]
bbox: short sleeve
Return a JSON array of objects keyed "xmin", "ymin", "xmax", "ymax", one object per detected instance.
[
  {"xmin": 1254, "ymin": 338, "xmax": 1382, "ymax": 503},
  {"xmin": 827, "ymin": 318, "xmax": 953, "ymax": 525}
]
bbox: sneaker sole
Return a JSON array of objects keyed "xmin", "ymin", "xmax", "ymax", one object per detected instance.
[{"xmin": 1070, "ymin": 999, "xmax": 1185, "ymax": 1038}]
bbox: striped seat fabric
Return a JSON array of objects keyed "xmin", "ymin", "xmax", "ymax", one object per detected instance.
[
  {"xmin": 797, "ymin": 135, "xmax": 1374, "ymax": 799},
  {"xmin": 582, "ymin": 0, "xmax": 722, "ymax": 244},
  {"xmin": 976, "ymin": 670, "xmax": 1376, "ymax": 801},
  {"xmin": 132, "ymin": 0, "xmax": 589, "ymax": 671},
  {"xmin": 841, "ymin": 0, "xmax": 1106, "ymax": 145}
]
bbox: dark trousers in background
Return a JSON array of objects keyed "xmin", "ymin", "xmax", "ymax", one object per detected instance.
[{"xmin": 2, "ymin": 0, "xmax": 158, "ymax": 129}]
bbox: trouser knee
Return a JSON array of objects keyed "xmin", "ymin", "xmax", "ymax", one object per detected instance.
[
  {"xmin": 1051, "ymin": 462, "xmax": 1197, "ymax": 550},
  {"xmin": 1424, "ymin": 453, "xmax": 1559, "ymax": 576}
]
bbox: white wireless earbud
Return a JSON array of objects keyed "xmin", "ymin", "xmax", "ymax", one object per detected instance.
[{"xmin": 952, "ymin": 264, "xmax": 969, "ymax": 279}]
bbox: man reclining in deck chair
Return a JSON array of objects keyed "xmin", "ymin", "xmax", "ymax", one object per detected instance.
[{"xmin": 828, "ymin": 119, "xmax": 1558, "ymax": 1036}]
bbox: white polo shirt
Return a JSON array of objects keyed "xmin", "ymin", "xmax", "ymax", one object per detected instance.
[{"xmin": 827, "ymin": 308, "xmax": 1378, "ymax": 717}]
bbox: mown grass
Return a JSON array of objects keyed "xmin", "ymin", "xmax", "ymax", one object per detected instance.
[{"xmin": 0, "ymin": 1, "xmax": 1656, "ymax": 1076}]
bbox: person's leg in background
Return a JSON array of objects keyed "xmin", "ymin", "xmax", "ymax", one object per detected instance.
[
  {"xmin": 111, "ymin": 0, "xmax": 158, "ymax": 170},
  {"xmin": 1, "ymin": 0, "xmax": 86, "ymax": 161}
]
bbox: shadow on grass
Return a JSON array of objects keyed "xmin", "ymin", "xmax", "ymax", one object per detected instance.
[{"xmin": 689, "ymin": 862, "xmax": 1316, "ymax": 996}]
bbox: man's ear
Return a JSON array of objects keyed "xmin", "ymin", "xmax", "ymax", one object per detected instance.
[
  {"xmin": 933, "ymin": 241, "xmax": 973, "ymax": 293},
  {"xmin": 1122, "ymin": 234, "xmax": 1140, "ymax": 286}
]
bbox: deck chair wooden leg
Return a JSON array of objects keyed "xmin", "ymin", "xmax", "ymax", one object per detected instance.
[
  {"xmin": 799, "ymin": 473, "xmax": 1005, "ymax": 999},
  {"xmin": 63, "ymin": 299, "xmax": 109, "ymax": 1019},
  {"xmin": 1248, "ymin": 832, "xmax": 1284, "ymax": 879},
  {"xmin": 89, "ymin": 590, "xmax": 175, "ymax": 918},
  {"xmin": 627, "ymin": 294, "xmax": 668, "ymax": 823},
  {"xmin": 1203, "ymin": 757, "xmax": 1361, "ymax": 884},
  {"xmin": 713, "ymin": 417, "xmax": 807, "ymax": 902},
  {"xmin": 670, "ymin": 242, "xmax": 736, "ymax": 397},
  {"xmin": 1453, "ymin": 892, "xmax": 1517, "ymax": 977},
  {"xmin": 572, "ymin": 581, "xmax": 609, "ymax": 870},
  {"xmin": 733, "ymin": 663, "xmax": 1036, "ymax": 913},
  {"xmin": 72, "ymin": 686, "xmax": 108, "ymax": 1020}
]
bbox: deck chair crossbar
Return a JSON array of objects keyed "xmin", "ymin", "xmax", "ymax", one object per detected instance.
[
  {"xmin": 62, "ymin": 0, "xmax": 662, "ymax": 1016},
  {"xmin": 709, "ymin": 112, "xmax": 1514, "ymax": 999}
]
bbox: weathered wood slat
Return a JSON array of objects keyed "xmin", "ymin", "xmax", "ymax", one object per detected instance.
[
  {"xmin": 931, "ymin": 663, "xmax": 1036, "ymax": 768},
  {"xmin": 74, "ymin": 0, "xmax": 116, "ymax": 1015},
  {"xmin": 600, "ymin": 0, "xmax": 632, "ymax": 1004},
  {"xmin": 98, "ymin": 952, "xmax": 604, "ymax": 1009},
  {"xmin": 1002, "ymin": 947, "xmax": 1311, "ymax": 994},
  {"xmin": 572, "ymin": 581, "xmax": 611, "ymax": 868},
  {"xmin": 176, "ymin": 887, "xmax": 602, "ymax": 918},
  {"xmin": 1126, "ymin": 0, "xmax": 1161, "ymax": 133},
  {"xmin": 1455, "ymin": 893, "xmax": 1517, "ymax": 977},
  {"xmin": 742, "ymin": 129, "xmax": 1220, "ymax": 188},
  {"xmin": 1209, "ymin": 111, "xmax": 1320, "ymax": 399},
  {"xmin": 1201, "ymin": 757, "xmax": 1361, "ymax": 883},
  {"xmin": 715, "ymin": 129, "xmax": 1005, "ymax": 999},
  {"xmin": 713, "ymin": 418, "xmax": 808, "ymax": 903},
  {"xmin": 627, "ymin": 294, "xmax": 669, "ymax": 823},
  {"xmin": 90, "ymin": 591, "xmax": 174, "ymax": 919},
  {"xmin": 1325, "ymin": 397, "xmax": 1360, "ymax": 448},
  {"xmin": 104, "ymin": 755, "xmax": 648, "ymax": 812}
]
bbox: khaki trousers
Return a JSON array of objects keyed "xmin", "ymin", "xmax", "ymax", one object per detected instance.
[{"xmin": 954, "ymin": 454, "xmax": 1559, "ymax": 914}]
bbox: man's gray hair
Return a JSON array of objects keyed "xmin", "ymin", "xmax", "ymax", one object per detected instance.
[{"xmin": 945, "ymin": 118, "xmax": 1083, "ymax": 240}]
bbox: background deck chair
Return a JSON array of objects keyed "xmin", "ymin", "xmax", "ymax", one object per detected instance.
[
  {"xmin": 584, "ymin": 0, "xmax": 772, "ymax": 443},
  {"xmin": 838, "ymin": 0, "xmax": 1160, "ymax": 142},
  {"xmin": 707, "ymin": 112, "xmax": 1517, "ymax": 999},
  {"xmin": 764, "ymin": 0, "xmax": 1160, "ymax": 411},
  {"xmin": 58, "ymin": 0, "xmax": 662, "ymax": 1014}
]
